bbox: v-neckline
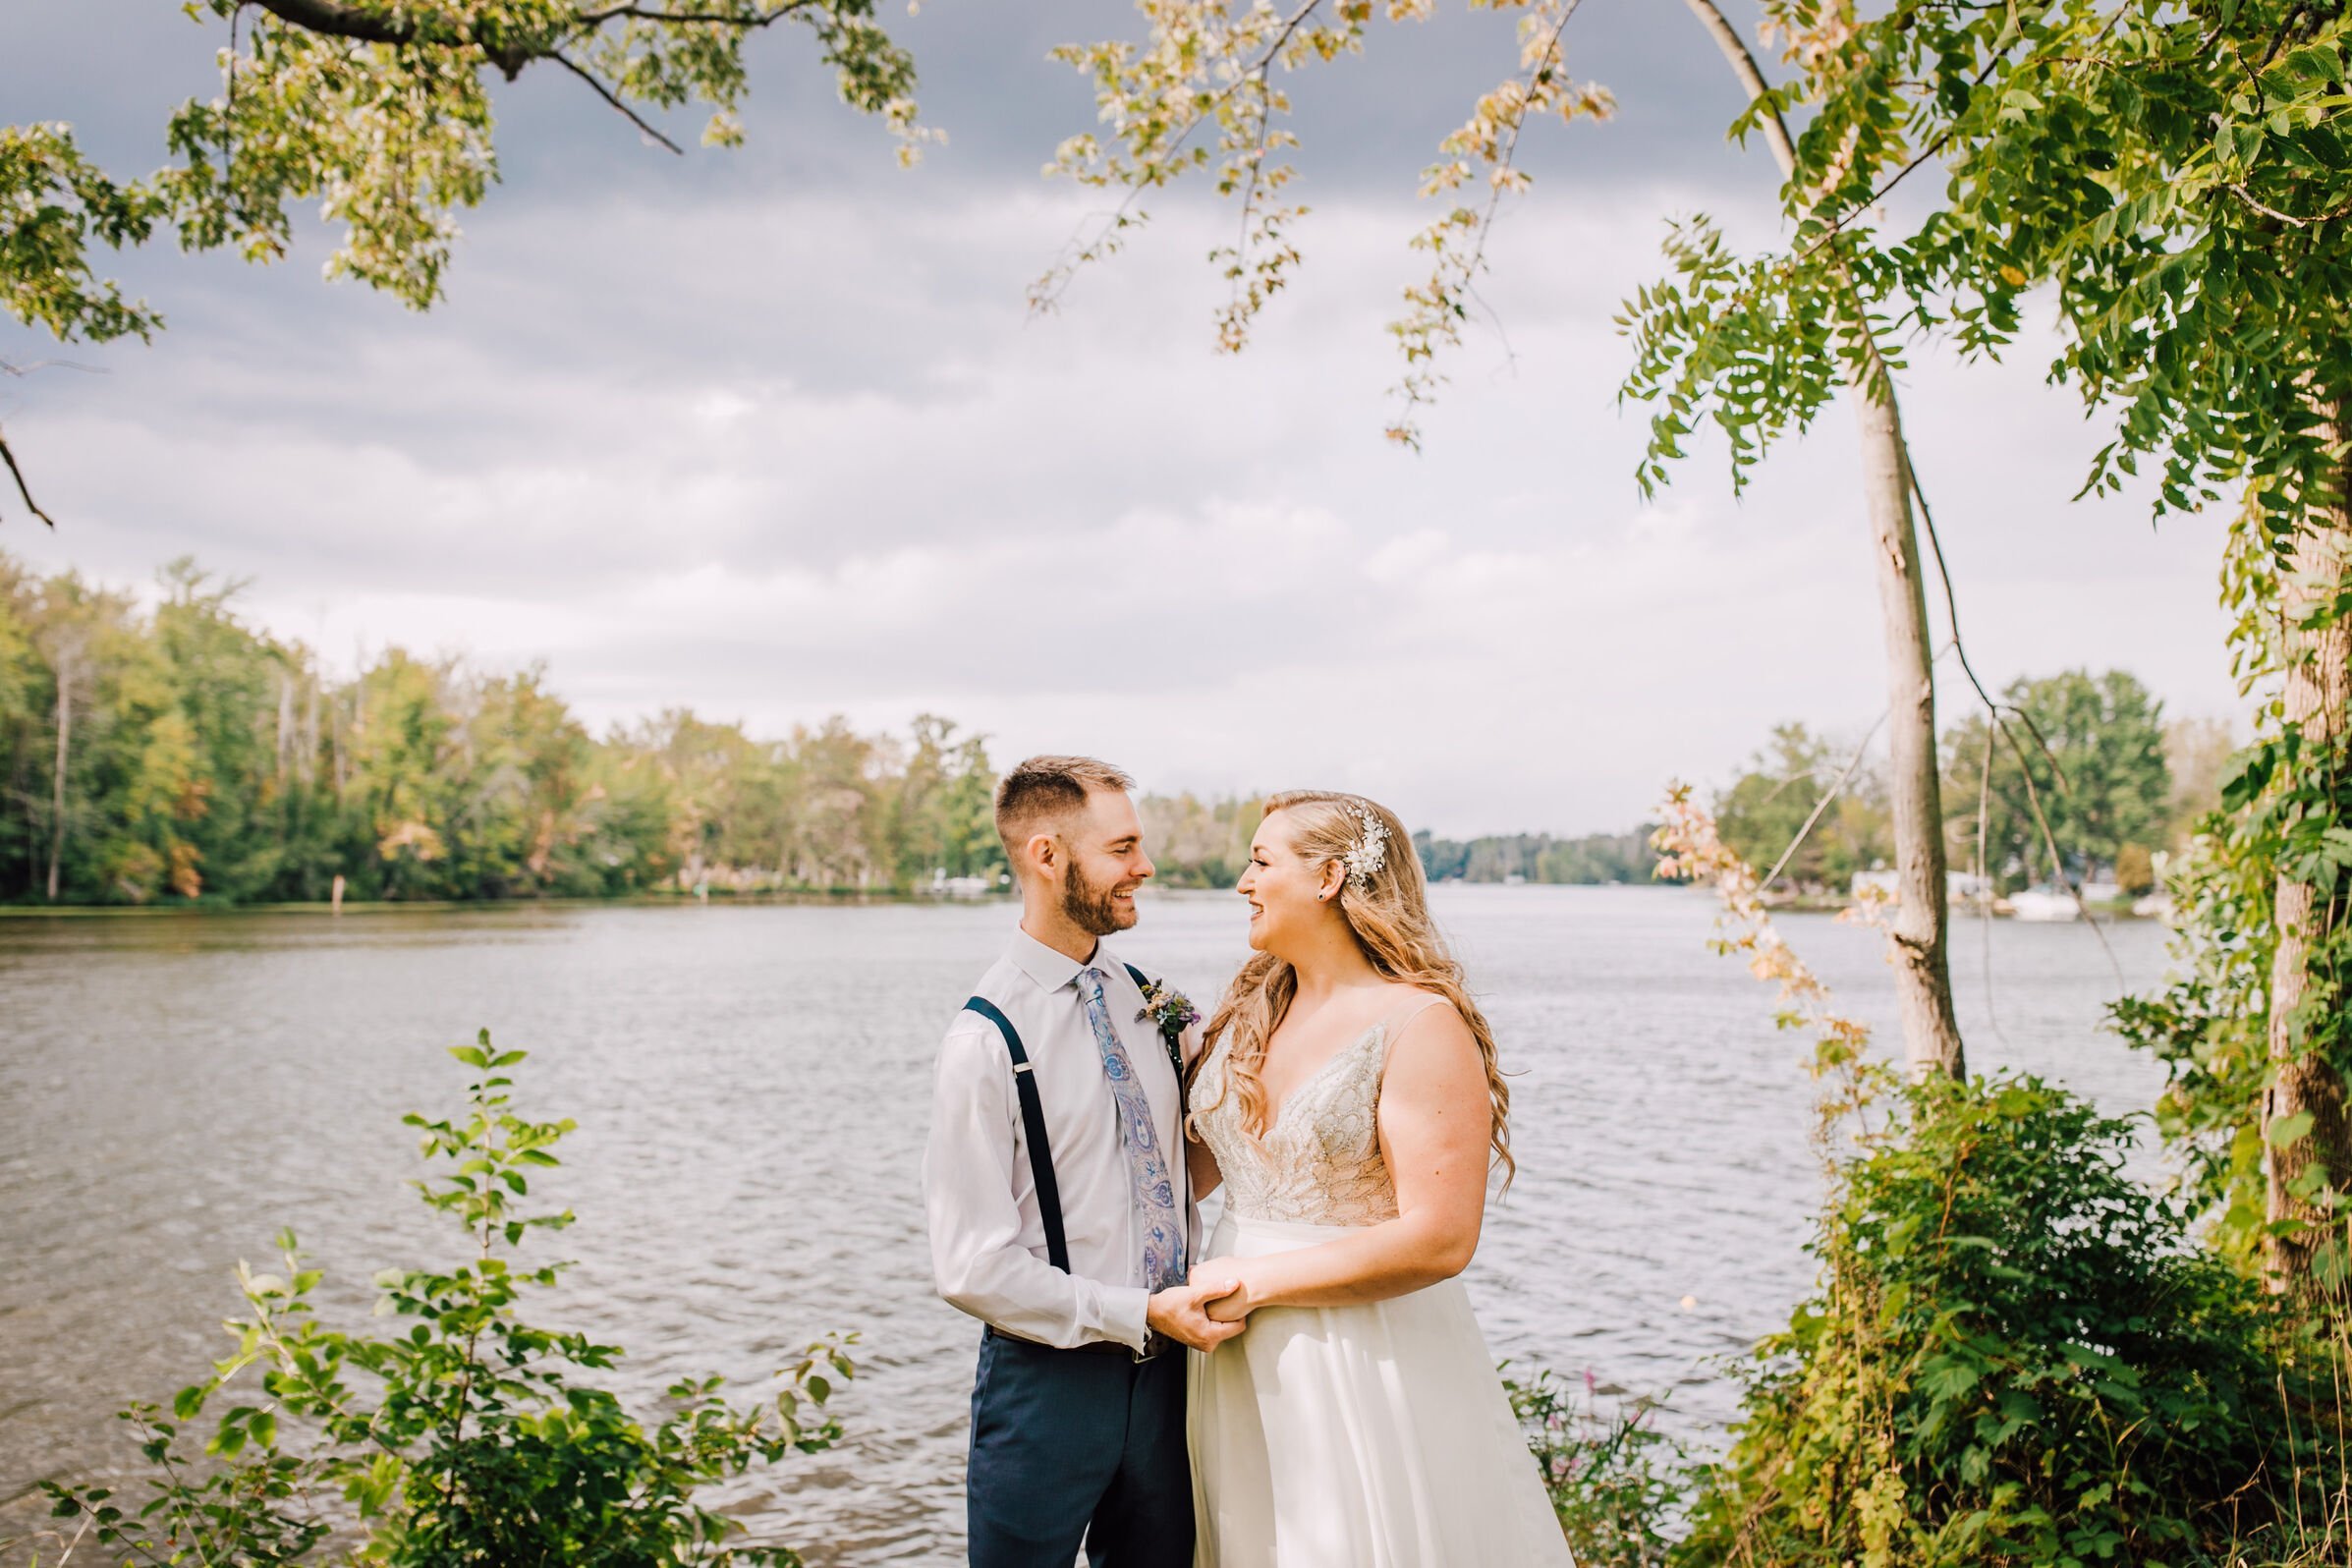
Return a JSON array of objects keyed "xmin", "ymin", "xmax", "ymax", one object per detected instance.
[{"xmin": 1260, "ymin": 1017, "xmax": 1387, "ymax": 1135}]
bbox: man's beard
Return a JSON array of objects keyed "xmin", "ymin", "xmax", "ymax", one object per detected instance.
[{"xmin": 1062, "ymin": 859, "xmax": 1137, "ymax": 936}]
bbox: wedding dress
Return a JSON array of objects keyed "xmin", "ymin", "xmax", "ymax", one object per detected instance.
[{"xmin": 1186, "ymin": 1000, "xmax": 1575, "ymax": 1567}]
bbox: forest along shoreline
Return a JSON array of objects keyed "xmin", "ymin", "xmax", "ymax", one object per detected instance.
[{"xmin": 2, "ymin": 551, "xmax": 2217, "ymax": 918}]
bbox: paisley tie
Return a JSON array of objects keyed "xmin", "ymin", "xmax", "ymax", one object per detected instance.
[{"xmin": 1076, "ymin": 967, "xmax": 1186, "ymax": 1294}]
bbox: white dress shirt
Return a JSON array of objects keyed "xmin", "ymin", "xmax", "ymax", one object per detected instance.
[{"xmin": 924, "ymin": 926, "xmax": 1200, "ymax": 1352}]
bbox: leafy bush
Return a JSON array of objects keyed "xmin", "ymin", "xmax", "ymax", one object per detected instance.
[
  {"xmin": 1675, "ymin": 1074, "xmax": 2300, "ymax": 1568},
  {"xmin": 1505, "ymin": 1364, "xmax": 1684, "ymax": 1567},
  {"xmin": 42, "ymin": 1032, "xmax": 853, "ymax": 1566},
  {"xmin": 2109, "ymin": 716, "xmax": 2352, "ymax": 1289}
]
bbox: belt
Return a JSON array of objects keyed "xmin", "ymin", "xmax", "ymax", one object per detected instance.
[{"xmin": 985, "ymin": 1325, "xmax": 1175, "ymax": 1363}]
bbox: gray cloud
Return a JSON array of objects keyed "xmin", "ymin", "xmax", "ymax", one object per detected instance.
[{"xmin": 2, "ymin": 4, "xmax": 2248, "ymax": 837}]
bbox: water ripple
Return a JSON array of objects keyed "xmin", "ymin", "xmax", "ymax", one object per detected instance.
[{"xmin": 0, "ymin": 890, "xmax": 2167, "ymax": 1562}]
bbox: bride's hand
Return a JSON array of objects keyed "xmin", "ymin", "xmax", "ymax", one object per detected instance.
[
  {"xmin": 1198, "ymin": 1269, "xmax": 1252, "ymax": 1323},
  {"xmin": 1148, "ymin": 1277, "xmax": 1245, "ymax": 1351}
]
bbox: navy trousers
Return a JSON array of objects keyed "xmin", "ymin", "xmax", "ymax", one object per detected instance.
[{"xmin": 966, "ymin": 1328, "xmax": 1194, "ymax": 1568}]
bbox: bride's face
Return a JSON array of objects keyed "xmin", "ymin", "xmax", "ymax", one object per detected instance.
[{"xmin": 1237, "ymin": 810, "xmax": 1339, "ymax": 955}]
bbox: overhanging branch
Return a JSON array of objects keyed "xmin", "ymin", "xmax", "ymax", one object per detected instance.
[
  {"xmin": 249, "ymin": 0, "xmax": 543, "ymax": 76},
  {"xmin": 1680, "ymin": 0, "xmax": 1796, "ymax": 175},
  {"xmin": 1030, "ymin": 0, "xmax": 1328, "ymax": 316},
  {"xmin": 576, "ymin": 0, "xmax": 818, "ymax": 27},
  {"xmin": 250, "ymin": 0, "xmax": 414, "ymax": 47},
  {"xmin": 551, "ymin": 50, "xmax": 684, "ymax": 152},
  {"xmin": 252, "ymin": 0, "xmax": 827, "ymax": 50},
  {"xmin": 0, "ymin": 428, "xmax": 58, "ymax": 528}
]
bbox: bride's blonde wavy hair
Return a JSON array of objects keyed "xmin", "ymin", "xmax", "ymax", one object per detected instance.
[{"xmin": 1192, "ymin": 790, "xmax": 1514, "ymax": 1189}]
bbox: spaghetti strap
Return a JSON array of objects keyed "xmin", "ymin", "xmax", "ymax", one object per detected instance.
[{"xmin": 1377, "ymin": 993, "xmax": 1452, "ymax": 1062}]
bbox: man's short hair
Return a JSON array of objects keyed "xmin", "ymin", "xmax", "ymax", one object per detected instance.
[{"xmin": 995, "ymin": 755, "xmax": 1136, "ymax": 861}]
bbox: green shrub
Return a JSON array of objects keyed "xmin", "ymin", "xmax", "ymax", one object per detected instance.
[
  {"xmin": 42, "ymin": 1032, "xmax": 853, "ymax": 1566},
  {"xmin": 1506, "ymin": 1364, "xmax": 1684, "ymax": 1567},
  {"xmin": 1675, "ymin": 1074, "xmax": 2299, "ymax": 1568}
]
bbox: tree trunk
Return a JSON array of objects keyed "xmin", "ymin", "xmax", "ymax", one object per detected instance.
[
  {"xmin": 303, "ymin": 670, "xmax": 319, "ymax": 788},
  {"xmin": 47, "ymin": 649, "xmax": 71, "ymax": 902},
  {"xmin": 1682, "ymin": 0, "xmax": 1965, "ymax": 1080},
  {"xmin": 2265, "ymin": 396, "xmax": 2352, "ymax": 1297},
  {"xmin": 276, "ymin": 669, "xmax": 296, "ymax": 783},
  {"xmin": 1853, "ymin": 381, "xmax": 1966, "ymax": 1078}
]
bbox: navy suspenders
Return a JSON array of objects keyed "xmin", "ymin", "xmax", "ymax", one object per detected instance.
[
  {"xmin": 963, "ymin": 994, "xmax": 1071, "ymax": 1273},
  {"xmin": 963, "ymin": 961, "xmax": 1157, "ymax": 1276}
]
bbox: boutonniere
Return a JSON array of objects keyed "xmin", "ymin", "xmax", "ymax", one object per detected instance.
[{"xmin": 1135, "ymin": 979, "xmax": 1199, "ymax": 1075}]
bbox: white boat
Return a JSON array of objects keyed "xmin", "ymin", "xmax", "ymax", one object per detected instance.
[{"xmin": 2007, "ymin": 886, "xmax": 2081, "ymax": 923}]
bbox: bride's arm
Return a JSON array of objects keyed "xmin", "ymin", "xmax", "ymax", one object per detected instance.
[
  {"xmin": 1181, "ymin": 1014, "xmax": 1224, "ymax": 1200},
  {"xmin": 1204, "ymin": 1005, "xmax": 1489, "ymax": 1318},
  {"xmin": 1187, "ymin": 1129, "xmax": 1223, "ymax": 1201}
]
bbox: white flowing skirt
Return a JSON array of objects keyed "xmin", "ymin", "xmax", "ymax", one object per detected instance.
[{"xmin": 1186, "ymin": 1212, "xmax": 1576, "ymax": 1568}]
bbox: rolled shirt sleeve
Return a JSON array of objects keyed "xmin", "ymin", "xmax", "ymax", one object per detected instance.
[{"xmin": 924, "ymin": 1020, "xmax": 1151, "ymax": 1352}]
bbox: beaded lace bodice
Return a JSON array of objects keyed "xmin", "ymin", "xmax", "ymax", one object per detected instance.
[{"xmin": 1194, "ymin": 1003, "xmax": 1438, "ymax": 1226}]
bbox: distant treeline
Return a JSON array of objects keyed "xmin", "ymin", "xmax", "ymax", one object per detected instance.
[
  {"xmin": 1414, "ymin": 827, "xmax": 1658, "ymax": 885},
  {"xmin": 0, "ymin": 555, "xmax": 1649, "ymax": 907},
  {"xmin": 1712, "ymin": 670, "xmax": 2232, "ymax": 897},
  {"xmin": 1, "ymin": 555, "xmax": 1005, "ymax": 905},
  {"xmin": 1138, "ymin": 798, "xmax": 1659, "ymax": 888}
]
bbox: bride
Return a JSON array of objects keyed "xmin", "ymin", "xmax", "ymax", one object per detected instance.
[{"xmin": 1184, "ymin": 790, "xmax": 1573, "ymax": 1567}]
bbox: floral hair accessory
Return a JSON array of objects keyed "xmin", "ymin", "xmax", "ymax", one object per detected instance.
[{"xmin": 1341, "ymin": 801, "xmax": 1389, "ymax": 891}]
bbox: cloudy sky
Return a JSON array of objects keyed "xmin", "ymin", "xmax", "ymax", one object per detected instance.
[{"xmin": 3, "ymin": 1, "xmax": 2241, "ymax": 837}]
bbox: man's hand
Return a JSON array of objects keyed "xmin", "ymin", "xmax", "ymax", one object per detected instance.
[{"xmin": 1148, "ymin": 1277, "xmax": 1247, "ymax": 1351}]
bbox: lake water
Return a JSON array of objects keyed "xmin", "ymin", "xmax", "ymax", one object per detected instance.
[{"xmin": 0, "ymin": 888, "xmax": 2172, "ymax": 1563}]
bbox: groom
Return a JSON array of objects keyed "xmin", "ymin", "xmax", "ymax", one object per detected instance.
[{"xmin": 924, "ymin": 755, "xmax": 1243, "ymax": 1567}]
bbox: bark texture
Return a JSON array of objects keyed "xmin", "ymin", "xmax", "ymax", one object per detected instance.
[{"xmin": 2266, "ymin": 397, "xmax": 2352, "ymax": 1297}]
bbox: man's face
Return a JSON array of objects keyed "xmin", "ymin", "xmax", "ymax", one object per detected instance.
[{"xmin": 1059, "ymin": 789, "xmax": 1155, "ymax": 936}]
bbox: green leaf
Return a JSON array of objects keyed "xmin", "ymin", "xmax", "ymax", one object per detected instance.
[{"xmin": 2268, "ymin": 1110, "xmax": 2316, "ymax": 1148}]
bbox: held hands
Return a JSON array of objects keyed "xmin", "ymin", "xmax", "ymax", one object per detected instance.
[
  {"xmin": 1201, "ymin": 1268, "xmax": 1252, "ymax": 1324},
  {"xmin": 1147, "ymin": 1275, "xmax": 1248, "ymax": 1352}
]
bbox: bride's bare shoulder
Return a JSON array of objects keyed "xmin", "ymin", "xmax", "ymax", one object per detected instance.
[
  {"xmin": 1375, "ymin": 992, "xmax": 1481, "ymax": 1098},
  {"xmin": 1380, "ymin": 985, "xmax": 1466, "ymax": 1036}
]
